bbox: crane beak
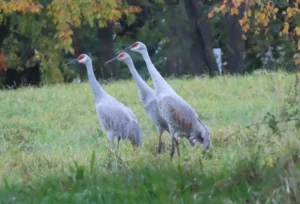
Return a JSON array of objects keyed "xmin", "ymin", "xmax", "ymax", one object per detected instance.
[
  {"xmin": 104, "ymin": 56, "xmax": 118, "ymax": 65},
  {"xmin": 115, "ymin": 45, "xmax": 132, "ymax": 55},
  {"xmin": 65, "ymin": 59, "xmax": 78, "ymax": 66}
]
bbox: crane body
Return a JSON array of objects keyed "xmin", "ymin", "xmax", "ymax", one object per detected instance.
[
  {"xmin": 67, "ymin": 54, "xmax": 142, "ymax": 152},
  {"xmin": 118, "ymin": 42, "xmax": 211, "ymax": 159},
  {"xmin": 104, "ymin": 52, "xmax": 170, "ymax": 153}
]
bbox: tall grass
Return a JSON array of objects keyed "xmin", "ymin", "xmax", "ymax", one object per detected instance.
[{"xmin": 0, "ymin": 71, "xmax": 299, "ymax": 203}]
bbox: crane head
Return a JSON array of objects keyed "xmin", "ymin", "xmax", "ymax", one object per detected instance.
[
  {"xmin": 189, "ymin": 120, "xmax": 211, "ymax": 150},
  {"xmin": 77, "ymin": 54, "xmax": 90, "ymax": 64},
  {"xmin": 104, "ymin": 52, "xmax": 131, "ymax": 65},
  {"xmin": 66, "ymin": 54, "xmax": 90, "ymax": 66},
  {"xmin": 115, "ymin": 41, "xmax": 146, "ymax": 55}
]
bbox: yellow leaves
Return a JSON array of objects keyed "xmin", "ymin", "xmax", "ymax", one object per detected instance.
[
  {"xmin": 0, "ymin": 0, "xmax": 43, "ymax": 14},
  {"xmin": 286, "ymin": 7, "xmax": 295, "ymax": 18},
  {"xmin": 123, "ymin": 9, "xmax": 129, "ymax": 16},
  {"xmin": 208, "ymin": 2, "xmax": 231, "ymax": 17},
  {"xmin": 1, "ymin": 0, "xmax": 144, "ymax": 56},
  {"xmin": 123, "ymin": 6, "xmax": 141, "ymax": 16},
  {"xmin": 129, "ymin": 6, "xmax": 142, "ymax": 13},
  {"xmin": 255, "ymin": 11, "xmax": 269, "ymax": 27},
  {"xmin": 239, "ymin": 13, "xmax": 248, "ymax": 26},
  {"xmin": 256, "ymin": 12, "xmax": 265, "ymax": 22},
  {"xmin": 295, "ymin": 27, "xmax": 300, "ymax": 36},
  {"xmin": 99, "ymin": 20, "xmax": 107, "ymax": 28},
  {"xmin": 294, "ymin": 52, "xmax": 300, "ymax": 65},
  {"xmin": 247, "ymin": 9, "xmax": 252, "ymax": 17},
  {"xmin": 30, "ymin": 4, "xmax": 44, "ymax": 13},
  {"xmin": 242, "ymin": 24, "xmax": 250, "ymax": 33},
  {"xmin": 45, "ymin": 0, "xmax": 142, "ymax": 54},
  {"xmin": 208, "ymin": 10, "xmax": 214, "ymax": 19},
  {"xmin": 69, "ymin": 47, "xmax": 75, "ymax": 55},
  {"xmin": 232, "ymin": 0, "xmax": 242, "ymax": 8},
  {"xmin": 239, "ymin": 10, "xmax": 251, "ymax": 33},
  {"xmin": 218, "ymin": 4, "xmax": 226, "ymax": 13},
  {"xmin": 109, "ymin": 9, "xmax": 122, "ymax": 21},
  {"xmin": 281, "ymin": 22, "xmax": 290, "ymax": 35},
  {"xmin": 230, "ymin": 7, "xmax": 239, "ymax": 16},
  {"xmin": 204, "ymin": 0, "xmax": 299, "ymax": 68}
]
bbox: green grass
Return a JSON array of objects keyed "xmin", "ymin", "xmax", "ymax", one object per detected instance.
[{"xmin": 0, "ymin": 71, "xmax": 299, "ymax": 203}]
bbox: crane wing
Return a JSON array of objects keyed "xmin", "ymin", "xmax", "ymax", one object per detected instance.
[
  {"xmin": 96, "ymin": 103, "xmax": 131, "ymax": 132},
  {"xmin": 159, "ymin": 95, "xmax": 197, "ymax": 131}
]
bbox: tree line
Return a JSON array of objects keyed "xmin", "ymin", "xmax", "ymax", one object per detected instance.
[{"xmin": 0, "ymin": 0, "xmax": 299, "ymax": 88}]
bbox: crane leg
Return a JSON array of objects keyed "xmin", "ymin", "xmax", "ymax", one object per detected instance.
[
  {"xmin": 157, "ymin": 126, "xmax": 164, "ymax": 154},
  {"xmin": 170, "ymin": 136, "xmax": 176, "ymax": 160},
  {"xmin": 108, "ymin": 132, "xmax": 115, "ymax": 153},
  {"xmin": 116, "ymin": 136, "xmax": 121, "ymax": 155},
  {"xmin": 169, "ymin": 127, "xmax": 178, "ymax": 160},
  {"xmin": 174, "ymin": 137, "xmax": 180, "ymax": 158}
]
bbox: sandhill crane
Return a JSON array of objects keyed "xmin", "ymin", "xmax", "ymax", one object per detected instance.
[
  {"xmin": 66, "ymin": 54, "xmax": 142, "ymax": 153},
  {"xmin": 118, "ymin": 42, "xmax": 211, "ymax": 159},
  {"xmin": 104, "ymin": 52, "xmax": 174, "ymax": 153}
]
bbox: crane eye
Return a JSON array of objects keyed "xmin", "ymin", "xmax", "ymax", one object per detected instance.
[{"xmin": 78, "ymin": 54, "xmax": 85, "ymax": 60}]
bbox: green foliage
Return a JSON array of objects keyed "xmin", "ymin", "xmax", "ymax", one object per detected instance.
[
  {"xmin": 0, "ymin": 0, "xmax": 141, "ymax": 84},
  {"xmin": 207, "ymin": 0, "xmax": 300, "ymax": 72},
  {"xmin": 1, "ymin": 0, "xmax": 299, "ymax": 86},
  {"xmin": 0, "ymin": 72, "xmax": 299, "ymax": 202}
]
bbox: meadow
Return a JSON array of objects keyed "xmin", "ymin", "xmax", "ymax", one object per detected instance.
[{"xmin": 0, "ymin": 71, "xmax": 299, "ymax": 203}]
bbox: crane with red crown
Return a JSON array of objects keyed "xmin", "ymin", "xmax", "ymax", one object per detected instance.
[{"xmin": 67, "ymin": 54, "xmax": 143, "ymax": 153}]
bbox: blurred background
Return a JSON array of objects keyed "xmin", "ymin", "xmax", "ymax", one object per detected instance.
[{"xmin": 0, "ymin": 0, "xmax": 299, "ymax": 89}]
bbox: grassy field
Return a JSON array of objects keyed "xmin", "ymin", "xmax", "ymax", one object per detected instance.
[{"xmin": 0, "ymin": 71, "xmax": 299, "ymax": 203}]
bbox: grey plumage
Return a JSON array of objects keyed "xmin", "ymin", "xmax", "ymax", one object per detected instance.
[
  {"xmin": 119, "ymin": 42, "xmax": 211, "ymax": 159},
  {"xmin": 69, "ymin": 54, "xmax": 142, "ymax": 152},
  {"xmin": 104, "ymin": 52, "xmax": 169, "ymax": 153}
]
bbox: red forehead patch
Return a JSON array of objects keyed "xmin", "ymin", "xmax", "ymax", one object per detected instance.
[
  {"xmin": 118, "ymin": 53, "xmax": 125, "ymax": 58},
  {"xmin": 132, "ymin": 42, "xmax": 139, "ymax": 47},
  {"xmin": 78, "ymin": 54, "xmax": 85, "ymax": 60}
]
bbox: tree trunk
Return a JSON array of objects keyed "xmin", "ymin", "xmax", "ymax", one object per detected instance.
[
  {"xmin": 184, "ymin": 0, "xmax": 218, "ymax": 76},
  {"xmin": 96, "ymin": 22, "xmax": 119, "ymax": 79},
  {"xmin": 164, "ymin": 0, "xmax": 185, "ymax": 75},
  {"xmin": 226, "ymin": 3, "xmax": 246, "ymax": 74},
  {"xmin": 73, "ymin": 28, "xmax": 88, "ymax": 81}
]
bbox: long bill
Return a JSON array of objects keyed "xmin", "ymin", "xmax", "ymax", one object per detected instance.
[
  {"xmin": 115, "ymin": 45, "xmax": 132, "ymax": 55},
  {"xmin": 65, "ymin": 59, "xmax": 78, "ymax": 66},
  {"xmin": 104, "ymin": 56, "xmax": 119, "ymax": 65}
]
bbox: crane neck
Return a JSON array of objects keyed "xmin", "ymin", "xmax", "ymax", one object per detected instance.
[
  {"xmin": 85, "ymin": 60, "xmax": 108, "ymax": 103},
  {"xmin": 124, "ymin": 58, "xmax": 153, "ymax": 95},
  {"xmin": 140, "ymin": 50, "xmax": 173, "ymax": 94}
]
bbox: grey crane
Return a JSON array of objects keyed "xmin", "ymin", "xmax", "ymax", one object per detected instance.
[
  {"xmin": 104, "ymin": 52, "xmax": 173, "ymax": 153},
  {"xmin": 66, "ymin": 54, "xmax": 142, "ymax": 153},
  {"xmin": 118, "ymin": 42, "xmax": 211, "ymax": 159}
]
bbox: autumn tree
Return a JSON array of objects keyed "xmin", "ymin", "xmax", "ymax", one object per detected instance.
[
  {"xmin": 0, "ymin": 0, "xmax": 141, "ymax": 84},
  {"xmin": 208, "ymin": 0, "xmax": 300, "ymax": 72}
]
